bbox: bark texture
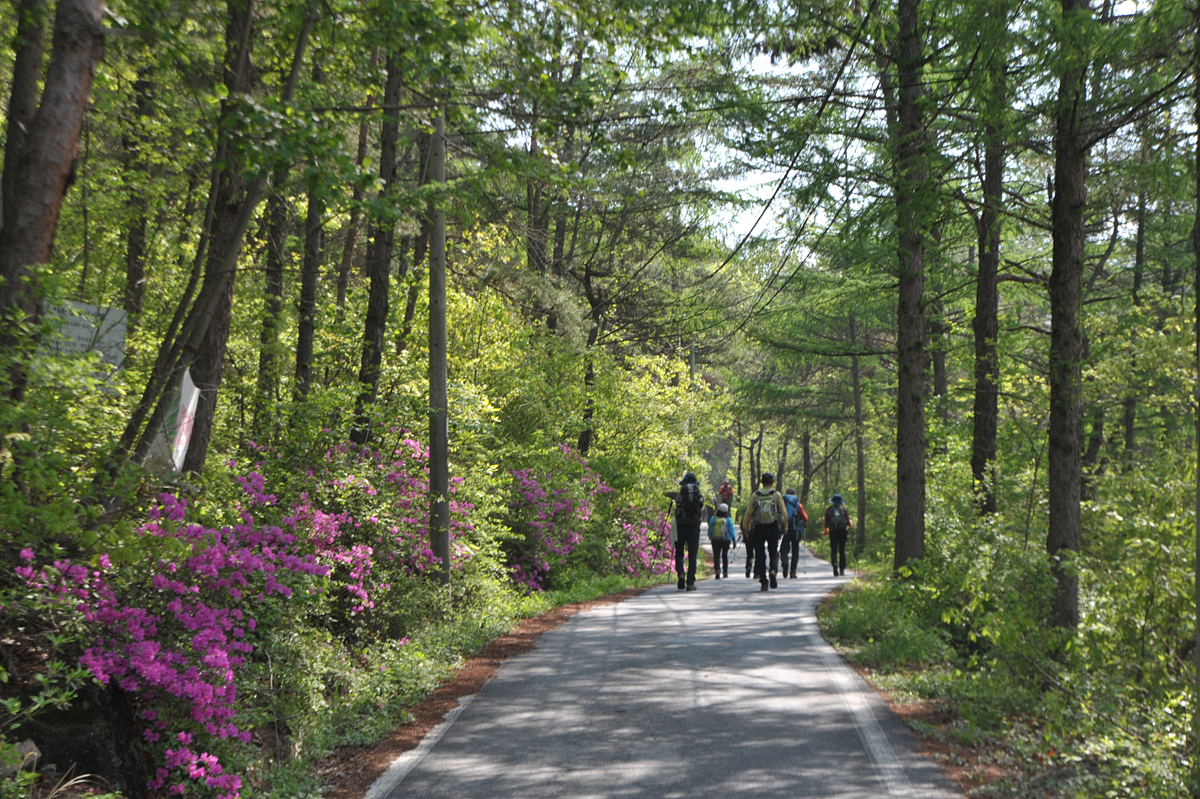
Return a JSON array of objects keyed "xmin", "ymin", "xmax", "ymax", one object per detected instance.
[
  {"xmin": 351, "ymin": 49, "xmax": 403, "ymax": 445},
  {"xmin": 972, "ymin": 109, "xmax": 1004, "ymax": 514},
  {"xmin": 182, "ymin": 0, "xmax": 255, "ymax": 473},
  {"xmin": 1047, "ymin": 0, "xmax": 1090, "ymax": 630},
  {"xmin": 850, "ymin": 316, "xmax": 867, "ymax": 556},
  {"xmin": 294, "ymin": 185, "xmax": 323, "ymax": 400},
  {"xmin": 892, "ymin": 0, "xmax": 928, "ymax": 573},
  {"xmin": 0, "ymin": 0, "xmax": 105, "ymax": 399}
]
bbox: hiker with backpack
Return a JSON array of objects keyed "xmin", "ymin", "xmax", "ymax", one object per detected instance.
[
  {"xmin": 741, "ymin": 517, "xmax": 756, "ymax": 579},
  {"xmin": 823, "ymin": 494, "xmax": 854, "ymax": 576},
  {"xmin": 739, "ymin": 472, "xmax": 788, "ymax": 592},
  {"xmin": 779, "ymin": 488, "xmax": 808, "ymax": 579},
  {"xmin": 664, "ymin": 472, "xmax": 705, "ymax": 591},
  {"xmin": 708, "ymin": 503, "xmax": 736, "ymax": 579},
  {"xmin": 717, "ymin": 480, "xmax": 734, "ymax": 509}
]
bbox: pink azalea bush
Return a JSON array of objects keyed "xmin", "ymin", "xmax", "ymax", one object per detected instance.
[
  {"xmin": 606, "ymin": 511, "xmax": 675, "ymax": 577},
  {"xmin": 279, "ymin": 437, "xmax": 475, "ymax": 625},
  {"xmin": 13, "ymin": 492, "xmax": 328, "ymax": 799},
  {"xmin": 505, "ymin": 445, "xmax": 613, "ymax": 592},
  {"xmin": 504, "ymin": 445, "xmax": 672, "ymax": 591},
  {"xmin": 6, "ymin": 435, "xmax": 480, "ymax": 799}
]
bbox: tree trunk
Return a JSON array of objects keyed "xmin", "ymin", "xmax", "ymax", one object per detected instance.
[
  {"xmin": 972, "ymin": 75, "xmax": 1005, "ymax": 514},
  {"xmin": 182, "ymin": 0, "xmax": 256, "ymax": 473},
  {"xmin": 1193, "ymin": 9, "xmax": 1200, "ymax": 770},
  {"xmin": 735, "ymin": 421, "xmax": 744, "ymax": 500},
  {"xmin": 122, "ymin": 70, "xmax": 153, "ymax": 331},
  {"xmin": 892, "ymin": 0, "xmax": 928, "ymax": 574},
  {"xmin": 1123, "ymin": 190, "xmax": 1145, "ymax": 465},
  {"xmin": 1081, "ymin": 403, "xmax": 1104, "ymax": 500},
  {"xmin": 801, "ymin": 430, "xmax": 813, "ymax": 504},
  {"xmin": 1047, "ymin": 0, "xmax": 1090, "ymax": 630},
  {"xmin": 751, "ymin": 424, "xmax": 764, "ymax": 488},
  {"xmin": 294, "ymin": 178, "xmax": 322, "ymax": 400},
  {"xmin": 577, "ymin": 321, "xmax": 598, "ymax": 456},
  {"xmin": 124, "ymin": 2, "xmax": 314, "ymax": 472},
  {"xmin": 0, "ymin": 0, "xmax": 105, "ymax": 400},
  {"xmin": 851, "ymin": 316, "xmax": 867, "ymax": 556},
  {"xmin": 1, "ymin": 0, "xmax": 47, "ymax": 232},
  {"xmin": 776, "ymin": 437, "xmax": 789, "ymax": 492},
  {"xmin": 336, "ymin": 57, "xmax": 377, "ymax": 308},
  {"xmin": 255, "ymin": 166, "xmax": 289, "ymax": 427},
  {"xmin": 397, "ymin": 131, "xmax": 433, "ymax": 355},
  {"xmin": 350, "ymin": 48, "xmax": 403, "ymax": 445}
]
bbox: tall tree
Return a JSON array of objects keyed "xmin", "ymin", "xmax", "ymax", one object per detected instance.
[
  {"xmin": 1046, "ymin": 0, "xmax": 1091, "ymax": 630},
  {"xmin": 0, "ymin": 0, "xmax": 106, "ymax": 400},
  {"xmin": 970, "ymin": 1, "xmax": 1009, "ymax": 515},
  {"xmin": 351, "ymin": 49, "xmax": 403, "ymax": 445},
  {"xmin": 181, "ymin": 0, "xmax": 257, "ymax": 473},
  {"xmin": 892, "ymin": 0, "xmax": 929, "ymax": 573}
]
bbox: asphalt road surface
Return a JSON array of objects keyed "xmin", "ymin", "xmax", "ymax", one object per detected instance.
[{"xmin": 371, "ymin": 541, "xmax": 962, "ymax": 799}]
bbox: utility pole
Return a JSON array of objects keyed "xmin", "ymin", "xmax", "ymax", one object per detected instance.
[{"xmin": 429, "ymin": 112, "xmax": 450, "ymax": 586}]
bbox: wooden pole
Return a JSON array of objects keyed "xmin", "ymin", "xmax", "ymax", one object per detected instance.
[{"xmin": 429, "ymin": 112, "xmax": 450, "ymax": 586}]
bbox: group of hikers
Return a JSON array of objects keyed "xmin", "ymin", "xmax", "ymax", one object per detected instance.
[{"xmin": 666, "ymin": 472, "xmax": 854, "ymax": 592}]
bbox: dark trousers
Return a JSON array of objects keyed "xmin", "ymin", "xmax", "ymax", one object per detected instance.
[
  {"xmin": 830, "ymin": 529, "xmax": 848, "ymax": 573},
  {"xmin": 675, "ymin": 523, "xmax": 701, "ymax": 584},
  {"xmin": 712, "ymin": 539, "xmax": 730, "ymax": 575},
  {"xmin": 752, "ymin": 523, "xmax": 782, "ymax": 581},
  {"xmin": 780, "ymin": 529, "xmax": 801, "ymax": 574}
]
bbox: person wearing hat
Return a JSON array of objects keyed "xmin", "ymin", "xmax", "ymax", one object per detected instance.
[
  {"xmin": 740, "ymin": 472, "xmax": 788, "ymax": 591},
  {"xmin": 707, "ymin": 502, "xmax": 736, "ymax": 578},
  {"xmin": 823, "ymin": 494, "xmax": 854, "ymax": 576}
]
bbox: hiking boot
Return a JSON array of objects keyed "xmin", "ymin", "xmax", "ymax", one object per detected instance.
[
  {"xmin": 678, "ymin": 579, "xmax": 686, "ymax": 590},
  {"xmin": 789, "ymin": 571, "xmax": 797, "ymax": 579},
  {"xmin": 769, "ymin": 573, "xmax": 777, "ymax": 589},
  {"xmin": 745, "ymin": 567, "xmax": 752, "ymax": 578},
  {"xmin": 686, "ymin": 583, "xmax": 697, "ymax": 592},
  {"xmin": 714, "ymin": 573, "xmax": 720, "ymax": 580},
  {"xmin": 759, "ymin": 580, "xmax": 769, "ymax": 592},
  {"xmin": 839, "ymin": 568, "xmax": 846, "ymax": 576},
  {"xmin": 723, "ymin": 570, "xmax": 728, "ymax": 578},
  {"xmin": 833, "ymin": 564, "xmax": 839, "ymax": 576}
]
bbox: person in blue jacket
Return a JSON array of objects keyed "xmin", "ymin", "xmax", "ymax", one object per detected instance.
[
  {"xmin": 707, "ymin": 503, "xmax": 736, "ymax": 579},
  {"xmin": 780, "ymin": 488, "xmax": 808, "ymax": 578}
]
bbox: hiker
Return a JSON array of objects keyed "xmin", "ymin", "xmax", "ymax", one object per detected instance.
[
  {"xmin": 741, "ymin": 501, "xmax": 756, "ymax": 578},
  {"xmin": 740, "ymin": 472, "xmax": 788, "ymax": 592},
  {"xmin": 823, "ymin": 494, "xmax": 854, "ymax": 576},
  {"xmin": 779, "ymin": 488, "xmax": 808, "ymax": 578},
  {"xmin": 717, "ymin": 480, "xmax": 734, "ymax": 509},
  {"xmin": 708, "ymin": 503, "xmax": 735, "ymax": 579},
  {"xmin": 664, "ymin": 472, "xmax": 705, "ymax": 591}
]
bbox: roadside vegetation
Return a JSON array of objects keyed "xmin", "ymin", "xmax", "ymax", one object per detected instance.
[{"xmin": 2, "ymin": 1, "xmax": 1199, "ymax": 798}]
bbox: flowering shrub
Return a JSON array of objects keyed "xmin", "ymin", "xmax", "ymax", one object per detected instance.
[
  {"xmin": 505, "ymin": 445, "xmax": 614, "ymax": 592},
  {"xmin": 13, "ymin": 493, "xmax": 328, "ymax": 799},
  {"xmin": 279, "ymin": 437, "xmax": 476, "ymax": 623},
  {"xmin": 606, "ymin": 511, "xmax": 675, "ymax": 578},
  {"xmin": 6, "ymin": 433, "xmax": 485, "ymax": 799}
]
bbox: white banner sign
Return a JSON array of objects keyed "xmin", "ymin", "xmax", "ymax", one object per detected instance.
[{"xmin": 146, "ymin": 369, "xmax": 202, "ymax": 473}]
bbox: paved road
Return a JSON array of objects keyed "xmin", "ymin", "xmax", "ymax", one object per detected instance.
[{"xmin": 373, "ymin": 542, "xmax": 962, "ymax": 799}]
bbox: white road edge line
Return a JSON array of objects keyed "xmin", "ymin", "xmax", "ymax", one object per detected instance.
[
  {"xmin": 361, "ymin": 693, "xmax": 477, "ymax": 799},
  {"xmin": 808, "ymin": 626, "xmax": 917, "ymax": 798}
]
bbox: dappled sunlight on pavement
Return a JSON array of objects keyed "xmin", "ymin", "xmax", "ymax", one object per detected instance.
[{"xmin": 381, "ymin": 546, "xmax": 961, "ymax": 799}]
